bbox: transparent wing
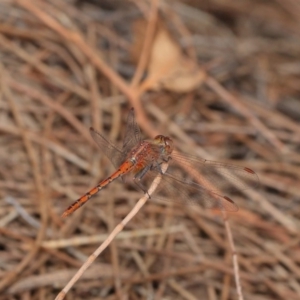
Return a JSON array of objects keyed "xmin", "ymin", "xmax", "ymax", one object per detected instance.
[
  {"xmin": 169, "ymin": 152, "xmax": 259, "ymax": 193},
  {"xmin": 136, "ymin": 168, "xmax": 238, "ymax": 211},
  {"xmin": 90, "ymin": 127, "xmax": 123, "ymax": 168},
  {"xmin": 122, "ymin": 108, "xmax": 141, "ymax": 157},
  {"xmin": 90, "ymin": 108, "xmax": 142, "ymax": 168},
  {"xmin": 131, "ymin": 153, "xmax": 259, "ymax": 211}
]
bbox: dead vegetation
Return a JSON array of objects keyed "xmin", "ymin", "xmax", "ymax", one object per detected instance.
[{"xmin": 0, "ymin": 0, "xmax": 300, "ymax": 299}]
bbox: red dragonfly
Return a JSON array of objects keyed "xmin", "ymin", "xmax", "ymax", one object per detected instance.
[{"xmin": 62, "ymin": 108, "xmax": 258, "ymax": 217}]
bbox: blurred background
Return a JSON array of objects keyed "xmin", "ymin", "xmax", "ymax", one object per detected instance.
[{"xmin": 1, "ymin": 0, "xmax": 300, "ymax": 299}]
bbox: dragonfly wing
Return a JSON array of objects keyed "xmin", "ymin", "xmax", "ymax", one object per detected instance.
[
  {"xmin": 170, "ymin": 152, "xmax": 259, "ymax": 193},
  {"xmin": 136, "ymin": 168, "xmax": 238, "ymax": 211},
  {"xmin": 132, "ymin": 152, "xmax": 259, "ymax": 211},
  {"xmin": 122, "ymin": 108, "xmax": 142, "ymax": 157},
  {"xmin": 90, "ymin": 127, "xmax": 123, "ymax": 168}
]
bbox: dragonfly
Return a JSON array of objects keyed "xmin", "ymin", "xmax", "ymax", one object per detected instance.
[{"xmin": 62, "ymin": 108, "xmax": 259, "ymax": 217}]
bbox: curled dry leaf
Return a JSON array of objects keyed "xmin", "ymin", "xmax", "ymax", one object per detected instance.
[{"xmin": 139, "ymin": 25, "xmax": 205, "ymax": 93}]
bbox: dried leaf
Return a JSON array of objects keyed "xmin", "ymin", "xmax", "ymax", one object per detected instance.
[{"xmin": 141, "ymin": 26, "xmax": 205, "ymax": 93}]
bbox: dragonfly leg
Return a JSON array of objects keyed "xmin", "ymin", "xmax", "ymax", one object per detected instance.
[
  {"xmin": 133, "ymin": 165, "xmax": 151, "ymax": 197},
  {"xmin": 133, "ymin": 178, "xmax": 150, "ymax": 197},
  {"xmin": 134, "ymin": 165, "xmax": 151, "ymax": 180},
  {"xmin": 151, "ymin": 156, "xmax": 172, "ymax": 173},
  {"xmin": 164, "ymin": 156, "xmax": 172, "ymax": 163}
]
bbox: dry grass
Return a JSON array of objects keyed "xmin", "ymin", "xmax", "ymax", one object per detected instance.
[{"xmin": 0, "ymin": 0, "xmax": 300, "ymax": 299}]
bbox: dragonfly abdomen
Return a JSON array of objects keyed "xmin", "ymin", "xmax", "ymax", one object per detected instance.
[{"xmin": 62, "ymin": 160, "xmax": 135, "ymax": 217}]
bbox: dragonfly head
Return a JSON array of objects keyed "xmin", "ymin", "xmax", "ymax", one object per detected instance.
[{"xmin": 154, "ymin": 135, "xmax": 174, "ymax": 155}]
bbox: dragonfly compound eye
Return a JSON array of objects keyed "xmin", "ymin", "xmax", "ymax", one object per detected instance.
[
  {"xmin": 164, "ymin": 137, "xmax": 174, "ymax": 153},
  {"xmin": 154, "ymin": 135, "xmax": 164, "ymax": 142}
]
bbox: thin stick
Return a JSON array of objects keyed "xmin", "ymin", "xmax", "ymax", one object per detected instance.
[
  {"xmin": 55, "ymin": 162, "xmax": 169, "ymax": 300},
  {"xmin": 222, "ymin": 211, "xmax": 244, "ymax": 300},
  {"xmin": 0, "ymin": 68, "xmax": 48, "ymax": 292},
  {"xmin": 130, "ymin": 0, "xmax": 159, "ymax": 88},
  {"xmin": 205, "ymin": 76, "xmax": 285, "ymax": 152}
]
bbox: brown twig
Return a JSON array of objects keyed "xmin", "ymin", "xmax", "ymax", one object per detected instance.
[
  {"xmin": 222, "ymin": 211, "xmax": 244, "ymax": 300},
  {"xmin": 0, "ymin": 67, "xmax": 48, "ymax": 291},
  {"xmin": 130, "ymin": 0, "xmax": 159, "ymax": 88},
  {"xmin": 205, "ymin": 76, "xmax": 286, "ymax": 153}
]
